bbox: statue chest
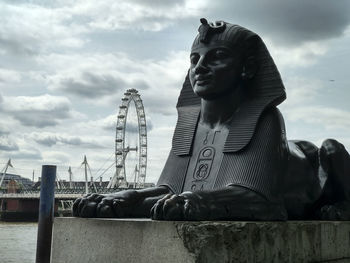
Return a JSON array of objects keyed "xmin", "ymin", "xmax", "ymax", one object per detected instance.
[{"xmin": 182, "ymin": 123, "xmax": 229, "ymax": 192}]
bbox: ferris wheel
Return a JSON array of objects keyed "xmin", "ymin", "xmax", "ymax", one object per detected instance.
[{"xmin": 107, "ymin": 89, "xmax": 147, "ymax": 189}]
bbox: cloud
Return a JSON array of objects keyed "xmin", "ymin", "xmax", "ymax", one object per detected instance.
[
  {"xmin": 68, "ymin": 0, "xmax": 204, "ymax": 31},
  {"xmin": 0, "ymin": 32, "xmax": 37, "ymax": 56},
  {"xmin": 139, "ymin": 51, "xmax": 189, "ymax": 115},
  {"xmin": 41, "ymin": 151, "xmax": 71, "ymax": 164},
  {"xmin": 92, "ymin": 114, "xmax": 118, "ymax": 131},
  {"xmin": 267, "ymin": 40, "xmax": 328, "ymax": 69},
  {"xmin": 210, "ymin": 0, "xmax": 350, "ymax": 45},
  {"xmin": 0, "ymin": 0, "xmax": 203, "ymax": 59},
  {"xmin": 0, "ymin": 68, "xmax": 22, "ymax": 83},
  {"xmin": 2, "ymin": 0, "xmax": 347, "ymax": 59},
  {"xmin": 125, "ymin": 122, "xmax": 142, "ymax": 134},
  {"xmin": 0, "ymin": 2, "xmax": 87, "ymax": 57},
  {"xmin": 55, "ymin": 72, "xmax": 150, "ymax": 99},
  {"xmin": 0, "ymin": 136, "xmax": 19, "ymax": 151},
  {"xmin": 7, "ymin": 148, "xmax": 43, "ymax": 160},
  {"xmin": 44, "ymin": 51, "xmax": 187, "ymax": 115},
  {"xmin": 280, "ymin": 77, "xmax": 324, "ymax": 106},
  {"xmin": 0, "ymin": 129, "xmax": 9, "ymax": 136},
  {"xmin": 31, "ymin": 132, "xmax": 83, "ymax": 147},
  {"xmin": 59, "ymin": 72, "xmax": 126, "ymax": 98},
  {"xmin": 129, "ymin": 0, "xmax": 186, "ymax": 8},
  {"xmin": 0, "ymin": 94, "xmax": 73, "ymax": 128},
  {"xmin": 45, "ymin": 53, "xmax": 151, "ymax": 99},
  {"xmin": 124, "ymin": 117, "xmax": 153, "ymax": 134},
  {"xmin": 89, "ymin": 113, "xmax": 153, "ymax": 133},
  {"xmin": 30, "ymin": 132, "xmax": 105, "ymax": 148},
  {"xmin": 284, "ymin": 105, "xmax": 350, "ymax": 131}
]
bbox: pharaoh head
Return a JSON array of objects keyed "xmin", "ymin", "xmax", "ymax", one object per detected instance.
[
  {"xmin": 173, "ymin": 19, "xmax": 286, "ymax": 156},
  {"xmin": 178, "ymin": 18, "xmax": 285, "ymax": 108},
  {"xmin": 189, "ymin": 18, "xmax": 259, "ymax": 100}
]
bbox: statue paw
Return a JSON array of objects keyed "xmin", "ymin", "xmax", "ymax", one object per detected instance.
[
  {"xmin": 73, "ymin": 191, "xmax": 139, "ymax": 218},
  {"xmin": 96, "ymin": 196, "xmax": 116, "ymax": 217},
  {"xmin": 319, "ymin": 202, "xmax": 350, "ymax": 220},
  {"xmin": 72, "ymin": 193, "xmax": 104, "ymax": 218},
  {"xmin": 151, "ymin": 194, "xmax": 183, "ymax": 220},
  {"xmin": 93, "ymin": 190, "xmax": 141, "ymax": 218},
  {"xmin": 151, "ymin": 192, "xmax": 207, "ymax": 220},
  {"xmin": 96, "ymin": 196, "xmax": 136, "ymax": 217}
]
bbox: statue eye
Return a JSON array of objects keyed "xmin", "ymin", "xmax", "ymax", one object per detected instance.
[
  {"xmin": 214, "ymin": 49, "xmax": 228, "ymax": 59},
  {"xmin": 190, "ymin": 54, "xmax": 199, "ymax": 64}
]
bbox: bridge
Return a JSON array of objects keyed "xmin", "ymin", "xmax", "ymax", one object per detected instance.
[
  {"xmin": 0, "ymin": 187, "xmax": 137, "ymax": 220},
  {"xmin": 0, "ymin": 193, "xmax": 82, "ymax": 200}
]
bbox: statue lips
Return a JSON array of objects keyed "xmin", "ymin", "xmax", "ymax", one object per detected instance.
[{"xmin": 195, "ymin": 74, "xmax": 212, "ymax": 86}]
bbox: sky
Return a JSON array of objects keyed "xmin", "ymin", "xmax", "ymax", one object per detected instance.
[{"xmin": 0, "ymin": 0, "xmax": 350, "ymax": 184}]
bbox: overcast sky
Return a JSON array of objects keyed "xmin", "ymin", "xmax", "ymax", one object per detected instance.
[{"xmin": 1, "ymin": 0, "xmax": 350, "ymax": 184}]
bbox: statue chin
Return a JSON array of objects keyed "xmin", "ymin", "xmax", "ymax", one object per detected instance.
[{"xmin": 72, "ymin": 18, "xmax": 350, "ymax": 221}]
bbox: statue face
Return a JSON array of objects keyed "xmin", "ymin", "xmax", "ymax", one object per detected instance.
[{"xmin": 189, "ymin": 43, "xmax": 243, "ymax": 100}]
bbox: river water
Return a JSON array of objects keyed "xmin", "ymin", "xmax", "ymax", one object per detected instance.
[{"xmin": 0, "ymin": 222, "xmax": 37, "ymax": 263}]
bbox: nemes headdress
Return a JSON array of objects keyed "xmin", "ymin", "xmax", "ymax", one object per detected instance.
[{"xmin": 173, "ymin": 18, "xmax": 286, "ymax": 156}]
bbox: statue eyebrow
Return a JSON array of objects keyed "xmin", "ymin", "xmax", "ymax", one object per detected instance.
[
  {"xmin": 190, "ymin": 47, "xmax": 229, "ymax": 55},
  {"xmin": 210, "ymin": 47, "xmax": 229, "ymax": 53},
  {"xmin": 206, "ymin": 48, "xmax": 234, "ymax": 58}
]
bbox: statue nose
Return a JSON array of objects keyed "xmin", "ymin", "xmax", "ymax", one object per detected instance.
[{"xmin": 194, "ymin": 58, "xmax": 208, "ymax": 74}]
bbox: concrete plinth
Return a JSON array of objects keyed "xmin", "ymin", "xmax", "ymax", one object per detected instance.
[{"xmin": 51, "ymin": 218, "xmax": 350, "ymax": 263}]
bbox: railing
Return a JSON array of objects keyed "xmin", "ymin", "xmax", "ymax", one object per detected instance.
[
  {"xmin": 0, "ymin": 187, "xmax": 143, "ymax": 196},
  {"xmin": 0, "ymin": 193, "xmax": 83, "ymax": 199}
]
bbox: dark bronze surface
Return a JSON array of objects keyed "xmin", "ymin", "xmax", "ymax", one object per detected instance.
[{"xmin": 72, "ymin": 19, "xmax": 350, "ymax": 221}]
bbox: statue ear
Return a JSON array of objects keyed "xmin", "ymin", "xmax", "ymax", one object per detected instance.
[{"xmin": 241, "ymin": 56, "xmax": 257, "ymax": 80}]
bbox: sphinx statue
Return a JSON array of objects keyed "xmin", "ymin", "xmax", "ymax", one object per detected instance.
[{"xmin": 73, "ymin": 19, "xmax": 350, "ymax": 220}]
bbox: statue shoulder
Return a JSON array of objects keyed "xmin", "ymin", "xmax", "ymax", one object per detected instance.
[
  {"xmin": 259, "ymin": 106, "xmax": 285, "ymax": 133},
  {"xmin": 252, "ymin": 106, "xmax": 287, "ymax": 148}
]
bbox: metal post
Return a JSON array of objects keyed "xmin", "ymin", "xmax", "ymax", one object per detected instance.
[
  {"xmin": 83, "ymin": 155, "xmax": 89, "ymax": 194},
  {"xmin": 68, "ymin": 166, "xmax": 73, "ymax": 189},
  {"xmin": 133, "ymin": 165, "xmax": 138, "ymax": 189},
  {"xmin": 0, "ymin": 159, "xmax": 12, "ymax": 188},
  {"xmin": 36, "ymin": 165, "xmax": 56, "ymax": 263}
]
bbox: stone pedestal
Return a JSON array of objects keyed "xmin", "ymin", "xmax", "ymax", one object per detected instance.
[{"xmin": 50, "ymin": 218, "xmax": 350, "ymax": 263}]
